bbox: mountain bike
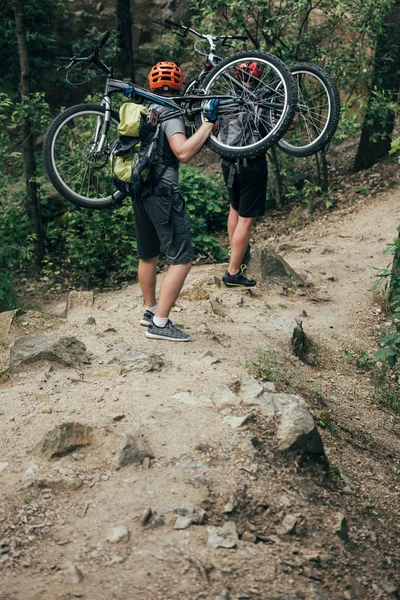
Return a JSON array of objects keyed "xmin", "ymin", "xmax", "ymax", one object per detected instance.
[
  {"xmin": 164, "ymin": 19, "xmax": 340, "ymax": 157},
  {"xmin": 43, "ymin": 31, "xmax": 296, "ymax": 209}
]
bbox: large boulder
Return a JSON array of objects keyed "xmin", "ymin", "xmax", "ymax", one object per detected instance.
[
  {"xmin": 9, "ymin": 335, "xmax": 90, "ymax": 372},
  {"xmin": 248, "ymin": 245, "xmax": 305, "ymax": 289}
]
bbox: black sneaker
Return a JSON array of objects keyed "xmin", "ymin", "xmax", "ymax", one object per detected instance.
[
  {"xmin": 146, "ymin": 319, "xmax": 191, "ymax": 342},
  {"xmin": 140, "ymin": 310, "xmax": 154, "ymax": 327},
  {"xmin": 222, "ymin": 267, "xmax": 256, "ymax": 288}
]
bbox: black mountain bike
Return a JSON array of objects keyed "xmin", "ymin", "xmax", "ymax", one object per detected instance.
[
  {"xmin": 165, "ymin": 19, "xmax": 341, "ymax": 157},
  {"xmin": 43, "ymin": 31, "xmax": 296, "ymax": 209}
]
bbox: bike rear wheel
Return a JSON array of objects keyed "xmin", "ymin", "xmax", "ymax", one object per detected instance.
[
  {"xmin": 194, "ymin": 51, "xmax": 297, "ymax": 160},
  {"xmin": 43, "ymin": 104, "xmax": 125, "ymax": 209},
  {"xmin": 277, "ymin": 63, "xmax": 341, "ymax": 157}
]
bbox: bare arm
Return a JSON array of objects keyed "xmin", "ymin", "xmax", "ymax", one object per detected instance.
[{"xmin": 167, "ymin": 122, "xmax": 215, "ymax": 164}]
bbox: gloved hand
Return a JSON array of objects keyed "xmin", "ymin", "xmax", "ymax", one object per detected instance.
[{"xmin": 203, "ymin": 99, "xmax": 220, "ymax": 123}]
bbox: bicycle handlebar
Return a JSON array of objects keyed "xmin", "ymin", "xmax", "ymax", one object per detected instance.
[{"xmin": 164, "ymin": 19, "xmax": 247, "ymax": 43}]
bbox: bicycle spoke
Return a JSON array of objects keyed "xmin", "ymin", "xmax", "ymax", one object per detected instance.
[{"xmin": 51, "ymin": 110, "xmax": 119, "ymax": 201}]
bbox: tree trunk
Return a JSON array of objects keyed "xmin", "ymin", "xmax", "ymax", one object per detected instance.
[
  {"xmin": 12, "ymin": 0, "xmax": 44, "ymax": 267},
  {"xmin": 354, "ymin": 0, "xmax": 400, "ymax": 171},
  {"xmin": 116, "ymin": 0, "xmax": 135, "ymax": 82}
]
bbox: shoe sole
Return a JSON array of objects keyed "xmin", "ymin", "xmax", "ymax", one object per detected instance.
[
  {"xmin": 223, "ymin": 282, "xmax": 256, "ymax": 288},
  {"xmin": 146, "ymin": 331, "xmax": 191, "ymax": 342},
  {"xmin": 140, "ymin": 319, "xmax": 151, "ymax": 327}
]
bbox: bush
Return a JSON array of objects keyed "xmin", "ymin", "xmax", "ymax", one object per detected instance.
[
  {"xmin": 180, "ymin": 164, "xmax": 229, "ymax": 260},
  {"xmin": 42, "ymin": 196, "xmax": 138, "ymax": 287},
  {"xmin": 0, "ymin": 193, "xmax": 34, "ymax": 310},
  {"xmin": 39, "ymin": 165, "xmax": 229, "ymax": 287}
]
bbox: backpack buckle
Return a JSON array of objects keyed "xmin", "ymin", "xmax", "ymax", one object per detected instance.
[{"xmin": 147, "ymin": 109, "xmax": 159, "ymax": 127}]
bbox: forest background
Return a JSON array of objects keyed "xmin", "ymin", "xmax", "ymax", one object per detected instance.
[{"xmin": 1, "ymin": 0, "xmax": 400, "ymax": 369}]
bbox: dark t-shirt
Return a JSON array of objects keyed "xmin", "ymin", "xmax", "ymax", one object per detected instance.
[{"xmin": 149, "ymin": 103, "xmax": 186, "ymax": 190}]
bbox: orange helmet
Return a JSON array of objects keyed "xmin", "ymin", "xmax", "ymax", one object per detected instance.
[
  {"xmin": 148, "ymin": 61, "xmax": 183, "ymax": 91},
  {"xmin": 236, "ymin": 62, "xmax": 262, "ymax": 81}
]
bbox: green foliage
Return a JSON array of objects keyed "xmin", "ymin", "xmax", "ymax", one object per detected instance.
[
  {"xmin": 0, "ymin": 194, "xmax": 34, "ymax": 311},
  {"xmin": 180, "ymin": 164, "xmax": 228, "ymax": 260},
  {"xmin": 245, "ymin": 347, "xmax": 295, "ymax": 389},
  {"xmin": 285, "ymin": 179, "xmax": 333, "ymax": 211},
  {"xmin": 390, "ymin": 136, "xmax": 400, "ymax": 162},
  {"xmin": 371, "ymin": 362, "xmax": 400, "ymax": 414},
  {"xmin": 41, "ymin": 197, "xmax": 138, "ymax": 287},
  {"xmin": 0, "ymin": 0, "xmax": 66, "ymax": 97},
  {"xmin": 373, "ymin": 228, "xmax": 400, "ymax": 368},
  {"xmin": 37, "ymin": 165, "xmax": 228, "ymax": 288},
  {"xmin": 342, "ymin": 347, "xmax": 374, "ymax": 371}
]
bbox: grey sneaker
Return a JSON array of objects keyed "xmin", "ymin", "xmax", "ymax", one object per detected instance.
[
  {"xmin": 146, "ymin": 320, "xmax": 191, "ymax": 342},
  {"xmin": 140, "ymin": 310, "xmax": 154, "ymax": 327}
]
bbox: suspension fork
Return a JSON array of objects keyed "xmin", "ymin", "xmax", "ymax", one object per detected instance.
[{"xmin": 90, "ymin": 92, "xmax": 113, "ymax": 155}]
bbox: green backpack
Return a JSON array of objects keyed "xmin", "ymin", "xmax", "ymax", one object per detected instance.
[{"xmin": 111, "ymin": 102, "xmax": 162, "ymax": 199}]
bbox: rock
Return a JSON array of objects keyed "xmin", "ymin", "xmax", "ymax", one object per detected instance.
[
  {"xmin": 239, "ymin": 378, "xmax": 265, "ymax": 402},
  {"xmin": 111, "ymin": 348, "xmax": 163, "ymax": 373},
  {"xmin": 248, "ymin": 245, "xmax": 305, "ymax": 289},
  {"xmin": 139, "ymin": 507, "xmax": 153, "ymax": 526},
  {"xmin": 174, "ymin": 516, "xmax": 193, "ymax": 530},
  {"xmin": 196, "ymin": 384, "xmax": 240, "ymax": 407},
  {"xmin": 181, "ymin": 280, "xmax": 210, "ymax": 301},
  {"xmin": 10, "ymin": 335, "xmax": 90, "ymax": 373},
  {"xmin": 34, "ymin": 422, "xmax": 93, "ymax": 460},
  {"xmin": 0, "ymin": 461, "xmax": 9, "ymax": 473},
  {"xmin": 207, "ymin": 521, "xmax": 238, "ymax": 549},
  {"xmin": 278, "ymin": 514, "xmax": 298, "ymax": 534},
  {"xmin": 86, "ymin": 364, "xmax": 122, "ymax": 378},
  {"xmin": 222, "ymin": 414, "xmax": 255, "ymax": 428},
  {"xmin": 107, "ymin": 525, "xmax": 130, "ymax": 543},
  {"xmin": 22, "ymin": 476, "xmax": 83, "ymax": 491},
  {"xmin": 113, "ymin": 413, "xmax": 126, "ymax": 422},
  {"xmin": 67, "ymin": 291, "xmax": 94, "ymax": 312},
  {"xmin": 117, "ymin": 433, "xmax": 154, "ymax": 468},
  {"xmin": 0, "ymin": 310, "xmax": 16, "ymax": 340},
  {"xmin": 291, "ymin": 319, "xmax": 312, "ymax": 363},
  {"xmin": 255, "ymin": 391, "xmax": 324, "ymax": 458},
  {"xmin": 63, "ymin": 562, "xmax": 84, "ymax": 584},
  {"xmin": 241, "ymin": 531, "xmax": 257, "ymax": 543},
  {"xmin": 210, "ymin": 300, "xmax": 227, "ymax": 318},
  {"xmin": 276, "ymin": 406, "xmax": 324, "ymax": 456},
  {"xmin": 333, "ymin": 512, "xmax": 349, "ymax": 542},
  {"xmin": 48, "ymin": 302, "xmax": 67, "ymax": 318}
]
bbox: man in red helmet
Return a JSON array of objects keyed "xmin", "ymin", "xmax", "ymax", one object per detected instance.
[
  {"xmin": 135, "ymin": 61, "xmax": 219, "ymax": 342},
  {"xmin": 220, "ymin": 61, "xmax": 268, "ymax": 288}
]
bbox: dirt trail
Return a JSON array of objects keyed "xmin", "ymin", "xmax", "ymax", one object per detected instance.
[{"xmin": 0, "ymin": 187, "xmax": 400, "ymax": 600}]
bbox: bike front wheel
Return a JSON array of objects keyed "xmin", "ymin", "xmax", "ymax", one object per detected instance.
[
  {"xmin": 194, "ymin": 51, "xmax": 297, "ymax": 160},
  {"xmin": 43, "ymin": 104, "xmax": 125, "ymax": 209},
  {"xmin": 277, "ymin": 63, "xmax": 341, "ymax": 157}
]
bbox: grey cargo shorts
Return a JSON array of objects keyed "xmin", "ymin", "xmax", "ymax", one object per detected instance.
[{"xmin": 133, "ymin": 186, "xmax": 194, "ymax": 265}]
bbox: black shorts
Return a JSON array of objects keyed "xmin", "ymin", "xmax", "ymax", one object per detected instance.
[
  {"xmin": 222, "ymin": 157, "xmax": 268, "ymax": 218},
  {"xmin": 133, "ymin": 187, "xmax": 194, "ymax": 265}
]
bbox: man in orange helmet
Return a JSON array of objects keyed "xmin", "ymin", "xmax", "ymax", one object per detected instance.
[{"xmin": 135, "ymin": 61, "xmax": 219, "ymax": 342}]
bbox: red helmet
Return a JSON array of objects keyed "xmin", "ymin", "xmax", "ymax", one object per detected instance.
[
  {"xmin": 148, "ymin": 61, "xmax": 183, "ymax": 91},
  {"xmin": 236, "ymin": 62, "xmax": 262, "ymax": 82}
]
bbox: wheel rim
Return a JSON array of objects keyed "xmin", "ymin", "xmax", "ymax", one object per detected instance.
[
  {"xmin": 280, "ymin": 70, "xmax": 332, "ymax": 151},
  {"xmin": 202, "ymin": 57, "xmax": 291, "ymax": 152},
  {"xmin": 50, "ymin": 109, "xmax": 120, "ymax": 203}
]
